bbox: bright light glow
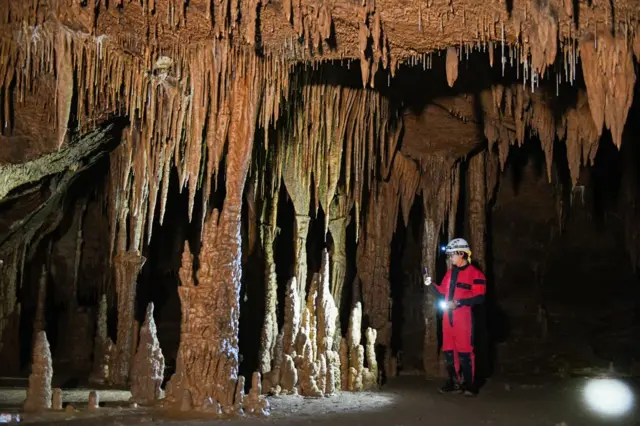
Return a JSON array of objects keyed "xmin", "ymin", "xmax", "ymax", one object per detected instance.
[
  {"xmin": 583, "ymin": 378, "xmax": 635, "ymax": 417},
  {"xmin": 438, "ymin": 300, "xmax": 448, "ymax": 310}
]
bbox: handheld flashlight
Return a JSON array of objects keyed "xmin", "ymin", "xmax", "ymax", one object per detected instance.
[{"xmin": 438, "ymin": 300, "xmax": 449, "ymax": 310}]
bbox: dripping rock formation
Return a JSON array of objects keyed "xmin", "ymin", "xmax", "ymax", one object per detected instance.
[{"xmin": 0, "ymin": 0, "xmax": 639, "ymax": 424}]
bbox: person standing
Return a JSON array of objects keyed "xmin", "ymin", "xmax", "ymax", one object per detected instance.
[{"xmin": 423, "ymin": 238, "xmax": 486, "ymax": 396}]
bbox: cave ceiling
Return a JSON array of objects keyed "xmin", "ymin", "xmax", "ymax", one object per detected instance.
[
  {"xmin": 0, "ymin": 0, "xmax": 639, "ymax": 241},
  {"xmin": 2, "ymin": 1, "xmax": 638, "ymax": 160}
]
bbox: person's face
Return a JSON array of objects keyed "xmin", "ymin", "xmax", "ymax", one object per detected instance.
[{"xmin": 449, "ymin": 252, "xmax": 464, "ymax": 267}]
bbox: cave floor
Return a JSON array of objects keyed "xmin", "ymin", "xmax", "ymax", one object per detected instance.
[{"xmin": 0, "ymin": 375, "xmax": 637, "ymax": 426}]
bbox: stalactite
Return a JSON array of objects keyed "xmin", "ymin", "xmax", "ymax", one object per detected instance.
[
  {"xmin": 580, "ymin": 31, "xmax": 636, "ymax": 149},
  {"xmin": 55, "ymin": 28, "xmax": 73, "ymax": 149},
  {"xmin": 445, "ymin": 47, "xmax": 458, "ymax": 87},
  {"xmin": 522, "ymin": 2, "xmax": 557, "ymax": 77},
  {"xmin": 557, "ymin": 92, "xmax": 599, "ymax": 185},
  {"xmin": 419, "ymin": 157, "xmax": 459, "ymax": 377}
]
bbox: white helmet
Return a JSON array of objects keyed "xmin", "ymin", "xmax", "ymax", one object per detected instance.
[{"xmin": 445, "ymin": 238, "xmax": 471, "ymax": 256}]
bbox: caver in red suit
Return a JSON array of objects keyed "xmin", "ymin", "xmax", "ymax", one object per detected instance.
[{"xmin": 424, "ymin": 237, "xmax": 486, "ymax": 396}]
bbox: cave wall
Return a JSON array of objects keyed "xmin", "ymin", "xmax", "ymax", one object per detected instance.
[{"xmin": 491, "ymin": 141, "xmax": 640, "ymax": 373}]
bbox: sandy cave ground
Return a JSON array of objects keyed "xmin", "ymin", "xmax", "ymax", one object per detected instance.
[{"xmin": 0, "ymin": 375, "xmax": 638, "ymax": 426}]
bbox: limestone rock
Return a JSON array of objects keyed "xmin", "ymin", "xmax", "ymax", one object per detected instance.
[
  {"xmin": 51, "ymin": 388, "xmax": 62, "ymax": 410},
  {"xmin": 244, "ymin": 372, "xmax": 270, "ymax": 416},
  {"xmin": 89, "ymin": 294, "xmax": 112, "ymax": 385},
  {"xmin": 280, "ymin": 354, "xmax": 298, "ymax": 392},
  {"xmin": 365, "ymin": 327, "xmax": 378, "ymax": 384},
  {"xmin": 233, "ymin": 375, "xmax": 245, "ymax": 415},
  {"xmin": 88, "ymin": 391, "xmax": 99, "ymax": 411},
  {"xmin": 23, "ymin": 331, "xmax": 53, "ymax": 412},
  {"xmin": 130, "ymin": 303, "xmax": 165, "ymax": 405}
]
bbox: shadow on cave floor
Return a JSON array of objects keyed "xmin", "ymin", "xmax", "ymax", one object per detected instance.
[{"xmin": 1, "ymin": 375, "xmax": 638, "ymax": 426}]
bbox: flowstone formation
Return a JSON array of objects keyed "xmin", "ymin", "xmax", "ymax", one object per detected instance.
[
  {"xmin": 130, "ymin": 303, "xmax": 165, "ymax": 405},
  {"xmin": 23, "ymin": 331, "xmax": 53, "ymax": 412}
]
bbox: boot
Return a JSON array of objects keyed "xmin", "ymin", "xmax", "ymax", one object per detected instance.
[
  {"xmin": 459, "ymin": 352, "xmax": 477, "ymax": 396},
  {"xmin": 438, "ymin": 351, "xmax": 461, "ymax": 394}
]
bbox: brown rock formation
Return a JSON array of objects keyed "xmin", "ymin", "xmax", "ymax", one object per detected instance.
[
  {"xmin": 258, "ymin": 194, "xmax": 279, "ymax": 375},
  {"xmin": 89, "ymin": 294, "xmax": 114, "ymax": 385},
  {"xmin": 112, "ymin": 249, "xmax": 145, "ymax": 386},
  {"xmin": 51, "ymin": 388, "xmax": 63, "ymax": 411},
  {"xmin": 0, "ymin": 251, "xmax": 20, "ymax": 375},
  {"xmin": 130, "ymin": 303, "xmax": 165, "ymax": 405},
  {"xmin": 1, "ymin": 0, "xmax": 640, "ymax": 418},
  {"xmin": 23, "ymin": 331, "xmax": 53, "ymax": 412},
  {"xmin": 468, "ymin": 151, "xmax": 487, "ymax": 271},
  {"xmin": 244, "ymin": 372, "xmax": 270, "ymax": 416}
]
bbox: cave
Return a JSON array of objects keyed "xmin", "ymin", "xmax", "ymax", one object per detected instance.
[{"xmin": 0, "ymin": 1, "xmax": 639, "ymax": 425}]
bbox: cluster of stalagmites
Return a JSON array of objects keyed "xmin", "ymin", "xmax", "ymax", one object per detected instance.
[{"xmin": 261, "ymin": 250, "xmax": 378, "ymax": 396}]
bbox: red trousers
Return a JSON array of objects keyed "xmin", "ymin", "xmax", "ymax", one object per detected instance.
[{"xmin": 442, "ymin": 306, "xmax": 475, "ymax": 380}]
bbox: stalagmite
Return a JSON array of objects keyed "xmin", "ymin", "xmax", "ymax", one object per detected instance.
[
  {"xmin": 89, "ymin": 294, "xmax": 113, "ymax": 385},
  {"xmin": 363, "ymin": 327, "xmax": 378, "ymax": 389},
  {"xmin": 130, "ymin": 303, "xmax": 165, "ymax": 405},
  {"xmin": 52, "ymin": 388, "xmax": 62, "ymax": 411},
  {"xmin": 339, "ymin": 339, "xmax": 349, "ymax": 391},
  {"xmin": 280, "ymin": 354, "xmax": 298, "ymax": 393},
  {"xmin": 233, "ymin": 376, "xmax": 246, "ymax": 414},
  {"xmin": 295, "ymin": 332, "xmax": 323, "ymax": 397},
  {"xmin": 258, "ymin": 195, "xmax": 279, "ymax": 375},
  {"xmin": 468, "ymin": 152, "xmax": 487, "ymax": 271},
  {"xmin": 244, "ymin": 372, "xmax": 270, "ymax": 416},
  {"xmin": 346, "ymin": 302, "xmax": 365, "ymax": 391},
  {"xmin": 23, "ymin": 331, "xmax": 53, "ymax": 412},
  {"xmin": 328, "ymin": 193, "xmax": 352, "ymax": 347},
  {"xmin": 88, "ymin": 391, "xmax": 99, "ymax": 411},
  {"xmin": 166, "ymin": 49, "xmax": 260, "ymax": 409},
  {"xmin": 112, "ymin": 249, "xmax": 146, "ymax": 386},
  {"xmin": 282, "ymin": 277, "xmax": 301, "ymax": 357},
  {"xmin": 316, "ymin": 251, "xmax": 338, "ymax": 356},
  {"xmin": 446, "ymin": 47, "xmax": 458, "ymax": 87}
]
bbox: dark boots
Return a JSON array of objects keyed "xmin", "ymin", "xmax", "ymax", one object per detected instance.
[
  {"xmin": 459, "ymin": 352, "xmax": 478, "ymax": 396},
  {"xmin": 438, "ymin": 351, "xmax": 461, "ymax": 394}
]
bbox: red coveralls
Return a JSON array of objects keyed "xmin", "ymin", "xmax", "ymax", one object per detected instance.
[{"xmin": 432, "ymin": 263, "xmax": 486, "ymax": 386}]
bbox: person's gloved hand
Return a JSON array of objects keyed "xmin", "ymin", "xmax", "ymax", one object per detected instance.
[{"xmin": 446, "ymin": 300, "xmax": 457, "ymax": 310}]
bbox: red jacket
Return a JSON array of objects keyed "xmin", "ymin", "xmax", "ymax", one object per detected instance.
[{"xmin": 431, "ymin": 263, "xmax": 486, "ymax": 326}]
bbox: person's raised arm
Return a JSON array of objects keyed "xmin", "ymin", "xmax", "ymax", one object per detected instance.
[{"xmin": 423, "ymin": 268, "xmax": 444, "ymax": 297}]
